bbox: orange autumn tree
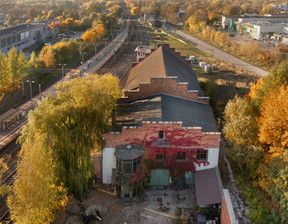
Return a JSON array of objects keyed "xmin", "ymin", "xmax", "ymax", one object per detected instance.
[
  {"xmin": 81, "ymin": 23, "xmax": 106, "ymax": 43},
  {"xmin": 257, "ymin": 86, "xmax": 288, "ymax": 222},
  {"xmin": 258, "ymin": 86, "xmax": 288, "ymax": 158},
  {"xmin": 224, "ymin": 61, "xmax": 288, "ymax": 221}
]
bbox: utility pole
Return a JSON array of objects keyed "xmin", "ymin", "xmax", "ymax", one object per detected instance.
[
  {"xmin": 39, "ymin": 83, "xmax": 41, "ymax": 97},
  {"xmin": 104, "ymin": 38, "xmax": 107, "ymax": 47},
  {"xmin": 21, "ymin": 70, "xmax": 25, "ymax": 98}
]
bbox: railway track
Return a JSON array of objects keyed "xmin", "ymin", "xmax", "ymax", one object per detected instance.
[
  {"xmin": 99, "ymin": 21, "xmax": 151, "ymax": 87},
  {"xmin": 0, "ymin": 21, "xmax": 148, "ymax": 224},
  {"xmin": 0, "ymin": 169, "xmax": 17, "ymax": 224},
  {"xmin": 0, "ymin": 140, "xmax": 20, "ymax": 224},
  {"xmin": 0, "ymin": 139, "xmax": 21, "ymax": 161}
]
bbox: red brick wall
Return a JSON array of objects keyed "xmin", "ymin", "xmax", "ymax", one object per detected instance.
[
  {"xmin": 221, "ymin": 193, "xmax": 231, "ymax": 224},
  {"xmin": 120, "ymin": 77, "xmax": 209, "ymax": 103},
  {"xmin": 221, "ymin": 189, "xmax": 238, "ymax": 224},
  {"xmin": 103, "ymin": 121, "xmax": 220, "ymax": 149}
]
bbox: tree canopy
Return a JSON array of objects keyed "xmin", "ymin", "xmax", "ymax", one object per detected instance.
[{"xmin": 8, "ymin": 74, "xmax": 121, "ymax": 223}]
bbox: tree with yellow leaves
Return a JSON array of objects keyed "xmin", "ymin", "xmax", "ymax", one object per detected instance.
[
  {"xmin": 8, "ymin": 133, "xmax": 68, "ymax": 224},
  {"xmin": 8, "ymin": 74, "xmax": 121, "ymax": 223},
  {"xmin": 38, "ymin": 46, "xmax": 56, "ymax": 68},
  {"xmin": 81, "ymin": 30, "xmax": 97, "ymax": 43},
  {"xmin": 224, "ymin": 96, "xmax": 259, "ymax": 145},
  {"xmin": 130, "ymin": 6, "xmax": 140, "ymax": 15}
]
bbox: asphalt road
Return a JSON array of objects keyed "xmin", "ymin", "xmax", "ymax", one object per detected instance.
[{"xmin": 165, "ymin": 24, "xmax": 269, "ymax": 77}]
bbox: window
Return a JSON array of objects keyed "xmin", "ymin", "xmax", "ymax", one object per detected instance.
[
  {"xmin": 159, "ymin": 130, "xmax": 164, "ymax": 140},
  {"xmin": 177, "ymin": 152, "xmax": 186, "ymax": 161},
  {"xmin": 1, "ymin": 39, "xmax": 6, "ymax": 47},
  {"xmin": 156, "ymin": 153, "xmax": 165, "ymax": 162},
  {"xmin": 196, "ymin": 150, "xmax": 207, "ymax": 161},
  {"xmin": 7, "ymin": 37, "xmax": 11, "ymax": 45},
  {"xmin": 12, "ymin": 35, "xmax": 16, "ymax": 44}
]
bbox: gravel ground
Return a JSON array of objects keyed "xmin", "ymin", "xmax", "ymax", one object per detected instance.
[{"xmin": 55, "ymin": 186, "xmax": 197, "ymax": 224}]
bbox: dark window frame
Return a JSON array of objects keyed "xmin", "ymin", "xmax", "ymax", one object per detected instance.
[
  {"xmin": 159, "ymin": 130, "xmax": 164, "ymax": 140},
  {"xmin": 196, "ymin": 150, "xmax": 208, "ymax": 161},
  {"xmin": 176, "ymin": 151, "xmax": 187, "ymax": 161}
]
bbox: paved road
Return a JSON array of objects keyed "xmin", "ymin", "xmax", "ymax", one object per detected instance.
[{"xmin": 165, "ymin": 24, "xmax": 269, "ymax": 77}]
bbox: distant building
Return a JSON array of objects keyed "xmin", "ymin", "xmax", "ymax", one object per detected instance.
[
  {"xmin": 237, "ymin": 21, "xmax": 288, "ymax": 40},
  {"xmin": 135, "ymin": 45, "xmax": 152, "ymax": 61},
  {"xmin": 272, "ymin": 4, "xmax": 288, "ymax": 12},
  {"xmin": 221, "ymin": 15, "xmax": 288, "ymax": 29},
  {"xmin": 144, "ymin": 13, "xmax": 155, "ymax": 23},
  {"xmin": 0, "ymin": 23, "xmax": 56, "ymax": 54}
]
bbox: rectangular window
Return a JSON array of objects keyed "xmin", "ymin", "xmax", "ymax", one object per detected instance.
[
  {"xmin": 12, "ymin": 35, "xmax": 16, "ymax": 44},
  {"xmin": 7, "ymin": 37, "xmax": 11, "ymax": 45},
  {"xmin": 177, "ymin": 152, "xmax": 187, "ymax": 161},
  {"xmin": 0, "ymin": 39, "xmax": 5, "ymax": 47},
  {"xmin": 156, "ymin": 153, "xmax": 165, "ymax": 162},
  {"xmin": 159, "ymin": 130, "xmax": 164, "ymax": 140},
  {"xmin": 196, "ymin": 150, "xmax": 208, "ymax": 161}
]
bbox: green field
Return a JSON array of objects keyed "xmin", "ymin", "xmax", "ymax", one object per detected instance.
[{"xmin": 144, "ymin": 25, "xmax": 210, "ymax": 57}]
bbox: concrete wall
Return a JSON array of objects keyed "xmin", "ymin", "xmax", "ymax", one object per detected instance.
[
  {"xmin": 221, "ymin": 189, "xmax": 238, "ymax": 224},
  {"xmin": 102, "ymin": 147, "xmax": 116, "ymax": 184}
]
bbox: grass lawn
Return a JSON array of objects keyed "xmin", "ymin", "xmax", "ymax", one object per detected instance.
[{"xmin": 144, "ymin": 25, "xmax": 210, "ymax": 57}]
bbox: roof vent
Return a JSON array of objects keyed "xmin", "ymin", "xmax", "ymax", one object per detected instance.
[{"xmin": 126, "ymin": 145, "xmax": 132, "ymax": 149}]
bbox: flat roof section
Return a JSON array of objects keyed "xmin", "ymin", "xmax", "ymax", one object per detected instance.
[
  {"xmin": 195, "ymin": 168, "xmax": 222, "ymax": 206},
  {"xmin": 116, "ymin": 94, "xmax": 218, "ymax": 132},
  {"xmin": 0, "ymin": 23, "xmax": 44, "ymax": 38}
]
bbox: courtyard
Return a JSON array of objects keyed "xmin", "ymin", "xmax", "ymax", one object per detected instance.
[{"xmin": 58, "ymin": 186, "xmax": 198, "ymax": 224}]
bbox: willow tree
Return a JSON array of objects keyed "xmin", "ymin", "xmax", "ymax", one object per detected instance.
[
  {"xmin": 45, "ymin": 74, "xmax": 121, "ymax": 199},
  {"xmin": 8, "ymin": 74, "xmax": 121, "ymax": 223}
]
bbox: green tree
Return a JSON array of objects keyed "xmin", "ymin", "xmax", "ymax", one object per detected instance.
[{"xmin": 260, "ymin": 151, "xmax": 288, "ymax": 223}]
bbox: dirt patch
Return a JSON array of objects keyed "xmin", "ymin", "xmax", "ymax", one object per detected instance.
[{"xmin": 195, "ymin": 56, "xmax": 259, "ymax": 121}]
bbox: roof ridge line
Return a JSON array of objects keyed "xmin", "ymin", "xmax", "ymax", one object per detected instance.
[{"xmin": 160, "ymin": 46, "xmax": 168, "ymax": 77}]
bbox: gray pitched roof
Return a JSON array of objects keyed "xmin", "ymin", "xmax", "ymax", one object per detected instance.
[
  {"xmin": 124, "ymin": 46, "xmax": 202, "ymax": 94},
  {"xmin": 114, "ymin": 144, "xmax": 143, "ymax": 160},
  {"xmin": 116, "ymin": 94, "xmax": 218, "ymax": 132}
]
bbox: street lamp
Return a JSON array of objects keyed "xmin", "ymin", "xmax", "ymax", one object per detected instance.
[
  {"xmin": 104, "ymin": 38, "xmax": 107, "ymax": 47},
  {"xmin": 80, "ymin": 52, "xmax": 86, "ymax": 77},
  {"xmin": 59, "ymin": 63, "xmax": 66, "ymax": 79},
  {"xmin": 80, "ymin": 52, "xmax": 86, "ymax": 65},
  {"xmin": 26, "ymin": 80, "xmax": 35, "ymax": 106},
  {"xmin": 93, "ymin": 43, "xmax": 98, "ymax": 54},
  {"xmin": 39, "ymin": 83, "xmax": 41, "ymax": 96}
]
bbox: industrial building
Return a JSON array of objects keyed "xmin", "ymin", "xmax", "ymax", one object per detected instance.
[{"xmin": 0, "ymin": 23, "xmax": 57, "ymax": 54}]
